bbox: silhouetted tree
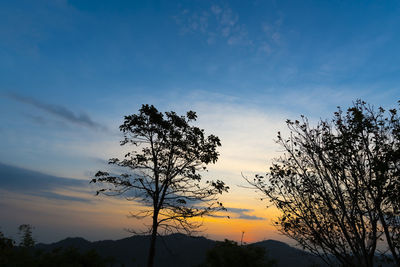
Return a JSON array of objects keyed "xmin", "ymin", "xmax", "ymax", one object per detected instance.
[
  {"xmin": 18, "ymin": 224, "xmax": 35, "ymax": 248},
  {"xmin": 201, "ymin": 239, "xmax": 276, "ymax": 267},
  {"xmin": 1, "ymin": 226, "xmax": 113, "ymax": 267},
  {"xmin": 0, "ymin": 230, "xmax": 15, "ymax": 266},
  {"xmin": 91, "ymin": 104, "xmax": 229, "ymax": 267},
  {"xmin": 247, "ymin": 100, "xmax": 400, "ymax": 266}
]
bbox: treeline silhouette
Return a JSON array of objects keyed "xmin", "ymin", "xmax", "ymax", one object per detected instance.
[
  {"xmin": 1, "ymin": 226, "xmax": 281, "ymax": 267},
  {"xmin": 0, "ymin": 225, "xmax": 115, "ymax": 267}
]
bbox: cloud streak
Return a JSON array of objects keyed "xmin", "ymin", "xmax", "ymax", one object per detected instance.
[
  {"xmin": 211, "ymin": 207, "xmax": 265, "ymax": 221},
  {"xmin": 8, "ymin": 93, "xmax": 106, "ymax": 130},
  {"xmin": 0, "ymin": 162, "xmax": 91, "ymax": 203}
]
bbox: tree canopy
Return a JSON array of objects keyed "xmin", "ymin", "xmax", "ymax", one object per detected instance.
[
  {"xmin": 248, "ymin": 100, "xmax": 400, "ymax": 266},
  {"xmin": 201, "ymin": 239, "xmax": 276, "ymax": 267},
  {"xmin": 91, "ymin": 104, "xmax": 229, "ymax": 267}
]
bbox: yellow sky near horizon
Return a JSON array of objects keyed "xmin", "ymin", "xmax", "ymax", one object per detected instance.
[
  {"xmin": 0, "ymin": 187, "xmax": 286, "ymax": 244},
  {"xmin": 0, "ymin": 101, "xmax": 294, "ymax": 245}
]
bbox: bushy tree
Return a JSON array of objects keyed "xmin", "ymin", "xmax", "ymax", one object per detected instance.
[
  {"xmin": 18, "ymin": 224, "xmax": 35, "ymax": 248},
  {"xmin": 91, "ymin": 104, "xmax": 229, "ymax": 267},
  {"xmin": 248, "ymin": 100, "xmax": 400, "ymax": 266},
  {"xmin": 201, "ymin": 239, "xmax": 276, "ymax": 267},
  {"xmin": 0, "ymin": 230, "xmax": 16, "ymax": 266}
]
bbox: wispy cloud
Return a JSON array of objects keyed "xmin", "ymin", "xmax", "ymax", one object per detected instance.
[
  {"xmin": 262, "ymin": 14, "xmax": 283, "ymax": 44},
  {"xmin": 8, "ymin": 93, "xmax": 106, "ymax": 130},
  {"xmin": 174, "ymin": 3, "xmax": 287, "ymax": 55},
  {"xmin": 174, "ymin": 4, "xmax": 251, "ymax": 46},
  {"xmin": 0, "ymin": 162, "xmax": 91, "ymax": 203},
  {"xmin": 211, "ymin": 207, "xmax": 265, "ymax": 221}
]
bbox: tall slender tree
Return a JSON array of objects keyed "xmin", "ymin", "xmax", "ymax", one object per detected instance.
[
  {"xmin": 91, "ymin": 104, "xmax": 229, "ymax": 267},
  {"xmin": 18, "ymin": 224, "xmax": 34, "ymax": 248}
]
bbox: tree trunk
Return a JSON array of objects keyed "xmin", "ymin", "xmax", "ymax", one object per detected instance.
[
  {"xmin": 378, "ymin": 211, "xmax": 400, "ymax": 266},
  {"xmin": 147, "ymin": 214, "xmax": 159, "ymax": 267}
]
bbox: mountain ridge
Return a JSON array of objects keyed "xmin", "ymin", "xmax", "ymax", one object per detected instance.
[{"xmin": 36, "ymin": 234, "xmax": 324, "ymax": 267}]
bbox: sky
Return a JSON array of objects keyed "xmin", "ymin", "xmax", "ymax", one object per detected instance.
[{"xmin": 1, "ymin": 0, "xmax": 400, "ymax": 245}]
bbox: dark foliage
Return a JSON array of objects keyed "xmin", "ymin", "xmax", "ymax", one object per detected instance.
[
  {"xmin": 200, "ymin": 239, "xmax": 276, "ymax": 267},
  {"xmin": 18, "ymin": 224, "xmax": 34, "ymax": 248},
  {"xmin": 247, "ymin": 100, "xmax": 400, "ymax": 266},
  {"xmin": 0, "ymin": 231, "xmax": 15, "ymax": 266},
  {"xmin": 32, "ymin": 247, "xmax": 115, "ymax": 267},
  {"xmin": 38, "ymin": 233, "xmax": 325, "ymax": 267},
  {"xmin": 0, "ymin": 227, "xmax": 113, "ymax": 267},
  {"xmin": 37, "ymin": 233, "xmax": 215, "ymax": 267},
  {"xmin": 91, "ymin": 104, "xmax": 229, "ymax": 267}
]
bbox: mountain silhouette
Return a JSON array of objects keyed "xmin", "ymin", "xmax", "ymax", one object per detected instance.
[
  {"xmin": 36, "ymin": 234, "xmax": 324, "ymax": 267},
  {"xmin": 251, "ymin": 239, "xmax": 324, "ymax": 266}
]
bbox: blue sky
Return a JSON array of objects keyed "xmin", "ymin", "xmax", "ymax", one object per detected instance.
[{"xmin": 1, "ymin": 0, "xmax": 400, "ymax": 243}]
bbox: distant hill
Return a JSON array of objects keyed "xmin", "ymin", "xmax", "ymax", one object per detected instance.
[
  {"xmin": 36, "ymin": 233, "xmax": 324, "ymax": 267},
  {"xmin": 251, "ymin": 239, "xmax": 324, "ymax": 267}
]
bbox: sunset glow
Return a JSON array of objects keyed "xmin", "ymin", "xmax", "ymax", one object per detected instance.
[{"xmin": 1, "ymin": 1, "xmax": 400, "ymax": 248}]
